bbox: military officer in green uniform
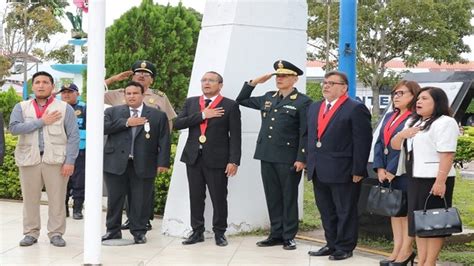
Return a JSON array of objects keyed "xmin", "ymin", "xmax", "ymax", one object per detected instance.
[
  {"xmin": 236, "ymin": 60, "xmax": 312, "ymax": 250},
  {"xmin": 104, "ymin": 60, "xmax": 177, "ymax": 230}
]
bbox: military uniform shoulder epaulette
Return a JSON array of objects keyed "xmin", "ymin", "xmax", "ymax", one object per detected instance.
[
  {"xmin": 152, "ymin": 89, "xmax": 165, "ymax": 97},
  {"xmin": 266, "ymin": 91, "xmax": 278, "ymax": 97}
]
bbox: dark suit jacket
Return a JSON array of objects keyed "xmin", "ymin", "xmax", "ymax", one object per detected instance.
[
  {"xmin": 373, "ymin": 111, "xmax": 409, "ymax": 175},
  {"xmin": 306, "ymin": 98, "xmax": 372, "ymax": 183},
  {"xmin": 174, "ymin": 96, "xmax": 241, "ymax": 168},
  {"xmin": 103, "ymin": 104, "xmax": 171, "ymax": 178},
  {"xmin": 236, "ymin": 82, "xmax": 312, "ymax": 164}
]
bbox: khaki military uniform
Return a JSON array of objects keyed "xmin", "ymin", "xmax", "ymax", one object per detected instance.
[{"xmin": 104, "ymin": 88, "xmax": 177, "ymax": 130}]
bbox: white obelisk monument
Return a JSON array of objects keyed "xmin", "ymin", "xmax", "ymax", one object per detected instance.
[{"xmin": 162, "ymin": 0, "xmax": 308, "ymax": 237}]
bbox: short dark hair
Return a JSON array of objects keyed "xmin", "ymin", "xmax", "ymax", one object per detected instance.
[
  {"xmin": 206, "ymin": 71, "xmax": 223, "ymax": 83},
  {"xmin": 32, "ymin": 71, "xmax": 54, "ymax": 84},
  {"xmin": 409, "ymin": 86, "xmax": 452, "ymax": 131},
  {"xmin": 124, "ymin": 81, "xmax": 145, "ymax": 94},
  {"xmin": 324, "ymin": 71, "xmax": 348, "ymax": 86}
]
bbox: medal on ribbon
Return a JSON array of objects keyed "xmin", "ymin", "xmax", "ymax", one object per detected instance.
[
  {"xmin": 316, "ymin": 94, "xmax": 349, "ymax": 148},
  {"xmin": 144, "ymin": 121, "xmax": 150, "ymax": 139},
  {"xmin": 382, "ymin": 110, "xmax": 412, "ymax": 156},
  {"xmin": 199, "ymin": 94, "xmax": 224, "ymax": 144}
]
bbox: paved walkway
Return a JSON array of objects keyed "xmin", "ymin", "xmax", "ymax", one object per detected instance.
[{"xmin": 0, "ymin": 201, "xmax": 382, "ymax": 265}]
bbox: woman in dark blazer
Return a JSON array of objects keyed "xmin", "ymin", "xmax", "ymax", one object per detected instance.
[{"xmin": 373, "ymin": 80, "xmax": 420, "ymax": 266}]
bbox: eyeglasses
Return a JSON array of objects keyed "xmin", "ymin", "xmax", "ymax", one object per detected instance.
[
  {"xmin": 391, "ymin": 90, "xmax": 410, "ymax": 97},
  {"xmin": 134, "ymin": 72, "xmax": 152, "ymax": 77},
  {"xmin": 323, "ymin": 81, "xmax": 346, "ymax": 86},
  {"xmin": 200, "ymin": 78, "xmax": 220, "ymax": 84}
]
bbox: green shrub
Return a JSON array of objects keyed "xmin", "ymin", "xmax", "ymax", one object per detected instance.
[
  {"xmin": 154, "ymin": 142, "xmax": 176, "ymax": 215},
  {"xmin": 0, "ymin": 133, "xmax": 21, "ymax": 199},
  {"xmin": 455, "ymin": 134, "xmax": 474, "ymax": 167},
  {"xmin": 306, "ymin": 82, "xmax": 323, "ymax": 101},
  {"xmin": 0, "ymin": 87, "xmax": 22, "ymax": 125}
]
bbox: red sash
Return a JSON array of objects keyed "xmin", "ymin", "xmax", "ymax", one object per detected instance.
[
  {"xmin": 317, "ymin": 94, "xmax": 349, "ymax": 141},
  {"xmin": 32, "ymin": 97, "xmax": 55, "ymax": 119},
  {"xmin": 383, "ymin": 110, "xmax": 412, "ymax": 149},
  {"xmin": 199, "ymin": 95, "xmax": 224, "ymax": 137}
]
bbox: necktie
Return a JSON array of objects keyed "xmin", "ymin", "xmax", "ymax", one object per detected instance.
[
  {"xmin": 205, "ymin": 99, "xmax": 212, "ymax": 107},
  {"xmin": 323, "ymin": 103, "xmax": 331, "ymax": 117},
  {"xmin": 130, "ymin": 109, "xmax": 139, "ymax": 158}
]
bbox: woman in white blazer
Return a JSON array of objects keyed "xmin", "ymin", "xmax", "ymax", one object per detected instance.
[{"xmin": 391, "ymin": 87, "xmax": 459, "ymax": 266}]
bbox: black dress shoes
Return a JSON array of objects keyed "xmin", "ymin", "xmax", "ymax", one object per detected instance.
[
  {"xmin": 329, "ymin": 250, "xmax": 353, "ymax": 260},
  {"xmin": 308, "ymin": 245, "xmax": 335, "ymax": 256},
  {"xmin": 256, "ymin": 237, "xmax": 284, "ymax": 247},
  {"xmin": 182, "ymin": 231, "xmax": 204, "ymax": 245},
  {"xmin": 101, "ymin": 231, "xmax": 122, "ymax": 241},
  {"xmin": 283, "ymin": 239, "xmax": 296, "ymax": 250},
  {"xmin": 215, "ymin": 234, "xmax": 228, "ymax": 247},
  {"xmin": 121, "ymin": 220, "xmax": 130, "ymax": 230},
  {"xmin": 134, "ymin": 234, "xmax": 147, "ymax": 244}
]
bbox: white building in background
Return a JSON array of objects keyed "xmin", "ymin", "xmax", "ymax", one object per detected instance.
[{"xmin": 307, "ymin": 60, "xmax": 474, "ymax": 110}]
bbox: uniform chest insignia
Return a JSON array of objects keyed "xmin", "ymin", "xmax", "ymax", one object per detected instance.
[
  {"xmin": 74, "ymin": 109, "xmax": 82, "ymax": 116},
  {"xmin": 290, "ymin": 94, "xmax": 297, "ymax": 100},
  {"xmin": 264, "ymin": 101, "xmax": 272, "ymax": 109},
  {"xmin": 283, "ymin": 105, "xmax": 296, "ymax": 110},
  {"xmin": 148, "ymin": 98, "xmax": 155, "ymax": 104}
]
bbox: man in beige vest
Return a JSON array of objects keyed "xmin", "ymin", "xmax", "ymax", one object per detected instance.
[
  {"xmin": 9, "ymin": 71, "xmax": 80, "ymax": 247},
  {"xmin": 104, "ymin": 60, "xmax": 177, "ymax": 230}
]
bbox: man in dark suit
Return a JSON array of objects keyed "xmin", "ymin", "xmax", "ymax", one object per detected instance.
[
  {"xmin": 236, "ymin": 60, "xmax": 312, "ymax": 250},
  {"xmin": 175, "ymin": 71, "xmax": 241, "ymax": 247},
  {"xmin": 102, "ymin": 81, "xmax": 171, "ymax": 244},
  {"xmin": 306, "ymin": 71, "xmax": 372, "ymax": 260}
]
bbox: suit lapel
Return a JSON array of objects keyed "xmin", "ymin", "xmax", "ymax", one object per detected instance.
[{"xmin": 136, "ymin": 104, "xmax": 148, "ymax": 135}]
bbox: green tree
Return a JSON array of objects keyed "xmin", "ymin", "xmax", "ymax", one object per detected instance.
[
  {"xmin": 3, "ymin": 0, "xmax": 67, "ymax": 68},
  {"xmin": 308, "ymin": 0, "xmax": 473, "ymax": 120},
  {"xmin": 105, "ymin": 0, "xmax": 201, "ymax": 110}
]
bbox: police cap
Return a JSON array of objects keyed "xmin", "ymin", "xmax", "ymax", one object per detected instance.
[
  {"xmin": 273, "ymin": 60, "xmax": 303, "ymax": 76},
  {"xmin": 132, "ymin": 60, "xmax": 156, "ymax": 78},
  {"xmin": 59, "ymin": 83, "xmax": 79, "ymax": 92}
]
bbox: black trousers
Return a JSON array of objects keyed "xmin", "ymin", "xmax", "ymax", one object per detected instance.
[
  {"xmin": 260, "ymin": 161, "xmax": 302, "ymax": 240},
  {"xmin": 313, "ymin": 177, "xmax": 361, "ymax": 252},
  {"xmin": 104, "ymin": 160, "xmax": 154, "ymax": 236},
  {"xmin": 66, "ymin": 150, "xmax": 85, "ymax": 204},
  {"xmin": 186, "ymin": 155, "xmax": 228, "ymax": 234}
]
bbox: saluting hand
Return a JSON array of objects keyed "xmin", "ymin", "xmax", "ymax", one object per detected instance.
[
  {"xmin": 113, "ymin": 70, "xmax": 133, "ymax": 82},
  {"xmin": 203, "ymin": 107, "xmax": 225, "ymax": 119},
  {"xmin": 249, "ymin": 73, "xmax": 273, "ymax": 86},
  {"xmin": 42, "ymin": 110, "xmax": 62, "ymax": 125}
]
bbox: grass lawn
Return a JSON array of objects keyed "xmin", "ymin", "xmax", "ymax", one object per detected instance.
[
  {"xmin": 300, "ymin": 179, "xmax": 322, "ymax": 231},
  {"xmin": 453, "ymin": 175, "xmax": 474, "ymax": 228}
]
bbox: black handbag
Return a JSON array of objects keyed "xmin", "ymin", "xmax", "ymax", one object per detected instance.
[
  {"xmin": 414, "ymin": 193, "xmax": 462, "ymax": 237},
  {"xmin": 366, "ymin": 182, "xmax": 407, "ymax": 217}
]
